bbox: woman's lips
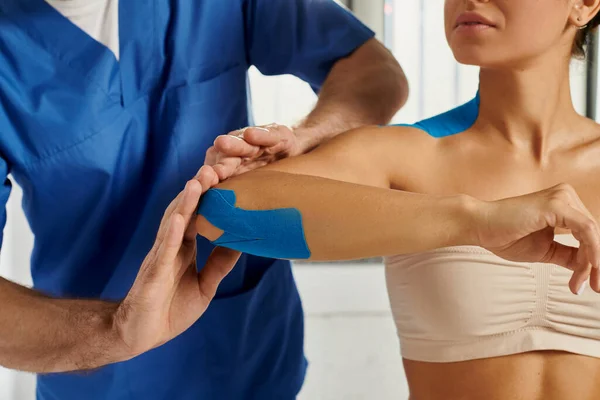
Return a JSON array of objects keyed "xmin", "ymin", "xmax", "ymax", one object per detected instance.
[{"xmin": 454, "ymin": 12, "xmax": 496, "ymax": 33}]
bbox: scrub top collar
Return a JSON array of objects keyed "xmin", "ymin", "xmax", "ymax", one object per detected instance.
[{"xmin": 0, "ymin": 0, "xmax": 159, "ymax": 106}]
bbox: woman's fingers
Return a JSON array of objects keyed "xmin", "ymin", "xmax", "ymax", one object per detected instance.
[
  {"xmin": 590, "ymin": 265, "xmax": 600, "ymax": 293},
  {"xmin": 567, "ymin": 243, "xmax": 591, "ymax": 295},
  {"xmin": 542, "ymin": 241, "xmax": 578, "ymax": 271},
  {"xmin": 547, "ymin": 194, "xmax": 600, "ymax": 271}
]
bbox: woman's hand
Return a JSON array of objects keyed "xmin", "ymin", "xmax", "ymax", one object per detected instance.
[{"xmin": 477, "ymin": 184, "xmax": 600, "ymax": 295}]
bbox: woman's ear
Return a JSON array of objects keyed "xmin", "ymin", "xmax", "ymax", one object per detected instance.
[{"xmin": 569, "ymin": 0, "xmax": 600, "ymax": 29}]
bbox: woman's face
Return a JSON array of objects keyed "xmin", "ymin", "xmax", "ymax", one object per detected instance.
[{"xmin": 445, "ymin": 0, "xmax": 577, "ymax": 68}]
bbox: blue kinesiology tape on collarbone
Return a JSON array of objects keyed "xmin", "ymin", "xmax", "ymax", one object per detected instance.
[
  {"xmin": 197, "ymin": 188, "xmax": 311, "ymax": 259},
  {"xmin": 389, "ymin": 93, "xmax": 480, "ymax": 137}
]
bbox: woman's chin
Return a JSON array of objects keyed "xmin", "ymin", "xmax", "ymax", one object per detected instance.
[{"xmin": 452, "ymin": 51, "xmax": 494, "ymax": 68}]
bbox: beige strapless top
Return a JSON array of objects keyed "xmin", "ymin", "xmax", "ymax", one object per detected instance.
[{"xmin": 385, "ymin": 235, "xmax": 600, "ymax": 362}]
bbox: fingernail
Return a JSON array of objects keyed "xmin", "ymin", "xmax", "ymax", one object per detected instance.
[
  {"xmin": 254, "ymin": 127, "xmax": 270, "ymax": 132},
  {"xmin": 578, "ymin": 281, "xmax": 587, "ymax": 295}
]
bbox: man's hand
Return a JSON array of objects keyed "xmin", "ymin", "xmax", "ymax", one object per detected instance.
[
  {"xmin": 113, "ymin": 179, "xmax": 240, "ymax": 358},
  {"xmin": 0, "ymin": 176, "xmax": 241, "ymax": 373},
  {"xmin": 203, "ymin": 39, "xmax": 407, "ymax": 181},
  {"xmin": 477, "ymin": 184, "xmax": 600, "ymax": 295},
  {"xmin": 205, "ymin": 124, "xmax": 306, "ymax": 181}
]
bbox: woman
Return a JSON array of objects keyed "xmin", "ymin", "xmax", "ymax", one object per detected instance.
[{"xmin": 197, "ymin": 1, "xmax": 600, "ymax": 399}]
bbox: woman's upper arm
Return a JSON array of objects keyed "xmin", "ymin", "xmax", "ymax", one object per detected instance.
[{"xmin": 260, "ymin": 125, "xmax": 432, "ymax": 189}]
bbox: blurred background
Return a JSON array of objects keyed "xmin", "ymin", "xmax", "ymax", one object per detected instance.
[{"xmin": 0, "ymin": 0, "xmax": 595, "ymax": 399}]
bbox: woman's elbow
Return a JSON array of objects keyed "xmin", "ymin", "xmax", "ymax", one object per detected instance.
[{"xmin": 195, "ymin": 215, "xmax": 223, "ymax": 241}]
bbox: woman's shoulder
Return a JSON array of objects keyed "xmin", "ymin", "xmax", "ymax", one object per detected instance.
[
  {"xmin": 337, "ymin": 98, "xmax": 481, "ymax": 160},
  {"xmin": 387, "ymin": 96, "xmax": 480, "ymax": 139}
]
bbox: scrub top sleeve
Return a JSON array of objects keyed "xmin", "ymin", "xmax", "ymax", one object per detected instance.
[
  {"xmin": 244, "ymin": 0, "xmax": 375, "ymax": 91},
  {"xmin": 0, "ymin": 156, "xmax": 11, "ymax": 248}
]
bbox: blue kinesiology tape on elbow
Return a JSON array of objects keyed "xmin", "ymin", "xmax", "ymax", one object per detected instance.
[{"xmin": 197, "ymin": 189, "xmax": 311, "ymax": 259}]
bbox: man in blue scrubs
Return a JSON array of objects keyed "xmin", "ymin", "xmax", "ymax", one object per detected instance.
[{"xmin": 0, "ymin": 0, "xmax": 407, "ymax": 399}]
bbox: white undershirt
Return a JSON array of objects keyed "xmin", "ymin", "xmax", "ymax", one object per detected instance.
[{"xmin": 46, "ymin": 0, "xmax": 120, "ymax": 60}]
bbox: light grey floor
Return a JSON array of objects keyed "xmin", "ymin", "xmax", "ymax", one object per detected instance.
[{"xmin": 296, "ymin": 264, "xmax": 407, "ymax": 400}]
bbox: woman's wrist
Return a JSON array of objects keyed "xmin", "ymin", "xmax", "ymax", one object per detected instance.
[{"xmin": 445, "ymin": 194, "xmax": 487, "ymax": 248}]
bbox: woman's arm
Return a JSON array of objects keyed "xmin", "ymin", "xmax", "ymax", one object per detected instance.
[
  {"xmin": 197, "ymin": 168, "xmax": 476, "ymax": 260},
  {"xmin": 197, "ymin": 126, "xmax": 450, "ymax": 260},
  {"xmin": 195, "ymin": 127, "xmax": 600, "ymax": 292}
]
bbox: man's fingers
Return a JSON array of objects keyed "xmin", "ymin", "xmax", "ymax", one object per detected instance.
[
  {"xmin": 196, "ymin": 166, "xmax": 219, "ymax": 192},
  {"xmin": 207, "ymin": 125, "xmax": 294, "ymax": 180},
  {"xmin": 213, "ymin": 157, "xmax": 242, "ymax": 181},
  {"xmin": 214, "ymin": 134, "xmax": 262, "ymax": 158},
  {"xmin": 156, "ymin": 180, "xmax": 202, "ymax": 250},
  {"xmin": 176, "ymin": 180, "xmax": 202, "ymax": 242},
  {"xmin": 197, "ymin": 247, "xmax": 241, "ymax": 302},
  {"xmin": 184, "ymin": 220, "xmax": 198, "ymax": 246},
  {"xmin": 155, "ymin": 181, "xmax": 202, "ymax": 267},
  {"xmin": 155, "ymin": 213, "xmax": 187, "ymax": 275},
  {"xmin": 243, "ymin": 126, "xmax": 288, "ymax": 148},
  {"xmin": 178, "ymin": 180, "xmax": 203, "ymax": 216},
  {"xmin": 190, "ymin": 167, "xmax": 220, "ymax": 241},
  {"xmin": 156, "ymin": 191, "xmax": 184, "ymax": 245},
  {"xmin": 204, "ymin": 145, "xmax": 218, "ymax": 165}
]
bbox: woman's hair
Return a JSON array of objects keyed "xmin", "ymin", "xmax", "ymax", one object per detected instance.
[{"xmin": 573, "ymin": 12, "xmax": 600, "ymax": 58}]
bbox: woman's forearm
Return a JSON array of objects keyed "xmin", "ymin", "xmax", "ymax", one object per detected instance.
[{"xmin": 196, "ymin": 170, "xmax": 481, "ymax": 260}]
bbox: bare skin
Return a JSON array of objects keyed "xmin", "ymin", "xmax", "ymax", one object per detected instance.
[
  {"xmin": 404, "ymin": 351, "xmax": 600, "ymax": 400},
  {"xmin": 196, "ymin": 0, "xmax": 600, "ymax": 398},
  {"xmin": 196, "ymin": 120, "xmax": 600, "ymax": 399},
  {"xmin": 398, "ymin": 118, "xmax": 600, "ymax": 400},
  {"xmin": 198, "ymin": 117, "xmax": 600, "ymax": 400}
]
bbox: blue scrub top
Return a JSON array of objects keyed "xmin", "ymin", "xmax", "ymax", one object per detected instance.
[{"xmin": 0, "ymin": 0, "xmax": 373, "ymax": 399}]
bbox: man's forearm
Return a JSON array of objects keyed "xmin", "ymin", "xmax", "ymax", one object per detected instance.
[
  {"xmin": 0, "ymin": 277, "xmax": 128, "ymax": 373},
  {"xmin": 296, "ymin": 38, "xmax": 408, "ymax": 151}
]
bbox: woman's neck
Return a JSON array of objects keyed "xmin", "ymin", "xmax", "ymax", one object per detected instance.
[{"xmin": 477, "ymin": 52, "xmax": 583, "ymax": 161}]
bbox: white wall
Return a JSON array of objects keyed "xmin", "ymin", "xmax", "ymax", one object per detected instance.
[{"xmin": 0, "ymin": 183, "xmax": 35, "ymax": 400}]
